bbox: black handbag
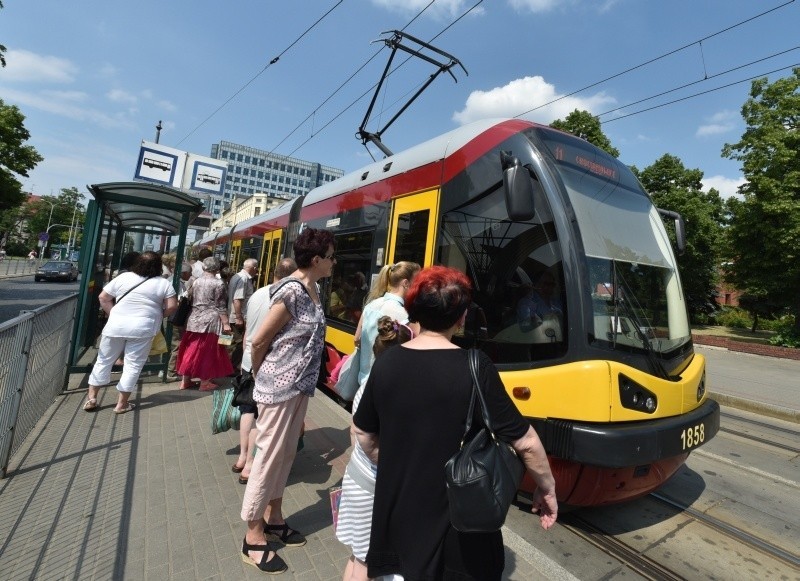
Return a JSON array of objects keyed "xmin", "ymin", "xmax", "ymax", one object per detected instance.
[
  {"xmin": 444, "ymin": 349, "xmax": 525, "ymax": 533},
  {"xmin": 169, "ymin": 295, "xmax": 192, "ymax": 327},
  {"xmin": 232, "ymin": 371, "xmax": 256, "ymax": 408}
]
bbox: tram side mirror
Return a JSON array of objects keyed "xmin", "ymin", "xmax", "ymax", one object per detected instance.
[
  {"xmin": 657, "ymin": 208, "xmax": 686, "ymax": 255},
  {"xmin": 501, "ymin": 151, "xmax": 535, "ymax": 221}
]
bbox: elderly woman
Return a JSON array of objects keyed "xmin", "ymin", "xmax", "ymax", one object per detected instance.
[
  {"xmin": 353, "ymin": 266, "xmax": 558, "ymax": 580},
  {"xmin": 239, "ymin": 228, "xmax": 334, "ymax": 575},
  {"xmin": 84, "ymin": 251, "xmax": 177, "ymax": 414},
  {"xmin": 175, "ymin": 256, "xmax": 234, "ymax": 390}
]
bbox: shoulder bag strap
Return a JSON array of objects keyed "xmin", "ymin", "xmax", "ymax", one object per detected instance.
[
  {"xmin": 272, "ymin": 277, "xmax": 309, "ymax": 297},
  {"xmin": 468, "ymin": 348, "xmax": 497, "ymax": 437},
  {"xmin": 115, "ymin": 276, "xmax": 155, "ymax": 304}
]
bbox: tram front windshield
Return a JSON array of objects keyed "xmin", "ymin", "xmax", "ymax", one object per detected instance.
[
  {"xmin": 440, "ymin": 127, "xmax": 690, "ymax": 367},
  {"xmin": 535, "ymin": 128, "xmax": 691, "ymax": 356}
]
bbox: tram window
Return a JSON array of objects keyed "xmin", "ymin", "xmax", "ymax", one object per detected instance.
[
  {"xmin": 324, "ymin": 231, "xmax": 374, "ymax": 325},
  {"xmin": 394, "ymin": 209, "xmax": 429, "ymax": 266},
  {"xmin": 439, "ymin": 184, "xmax": 567, "ymax": 363}
]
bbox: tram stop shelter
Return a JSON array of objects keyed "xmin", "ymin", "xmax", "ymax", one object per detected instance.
[{"xmin": 69, "ymin": 181, "xmax": 205, "ymax": 374}]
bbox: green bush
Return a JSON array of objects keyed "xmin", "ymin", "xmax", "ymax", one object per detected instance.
[
  {"xmin": 714, "ymin": 307, "xmax": 752, "ymax": 329},
  {"xmin": 766, "ymin": 315, "xmax": 799, "ymax": 348}
]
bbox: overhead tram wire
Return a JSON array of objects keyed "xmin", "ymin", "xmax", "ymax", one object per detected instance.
[
  {"xmin": 174, "ymin": 0, "xmax": 344, "ymax": 147},
  {"xmin": 268, "ymin": 0, "xmax": 440, "ymax": 156},
  {"xmin": 512, "ymin": 0, "xmax": 796, "ymax": 120},
  {"xmin": 602, "ymin": 62, "xmax": 800, "ymax": 124},
  {"xmin": 596, "ymin": 45, "xmax": 800, "ymax": 119},
  {"xmin": 284, "ymin": 0, "xmax": 485, "ymax": 159}
]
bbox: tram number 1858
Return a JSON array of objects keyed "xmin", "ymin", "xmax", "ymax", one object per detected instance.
[{"xmin": 680, "ymin": 423, "xmax": 706, "ymax": 450}]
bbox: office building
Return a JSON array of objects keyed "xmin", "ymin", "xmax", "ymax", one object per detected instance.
[{"xmin": 209, "ymin": 141, "xmax": 344, "ymax": 216}]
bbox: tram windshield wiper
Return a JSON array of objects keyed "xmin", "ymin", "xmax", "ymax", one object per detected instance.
[{"xmin": 611, "ymin": 261, "xmax": 670, "ymax": 380}]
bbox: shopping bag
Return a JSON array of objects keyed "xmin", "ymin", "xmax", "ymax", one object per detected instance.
[
  {"xmin": 211, "ymin": 387, "xmax": 241, "ymax": 434},
  {"xmin": 148, "ymin": 331, "xmax": 168, "ymax": 357},
  {"xmin": 329, "ymin": 486, "xmax": 343, "ymax": 533},
  {"xmin": 333, "ymin": 348, "xmax": 361, "ymax": 401}
]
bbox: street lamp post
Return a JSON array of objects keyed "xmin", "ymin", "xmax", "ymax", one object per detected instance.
[
  {"xmin": 40, "ymin": 198, "xmax": 59, "ymax": 260},
  {"xmin": 66, "ymin": 195, "xmax": 84, "ymax": 258}
]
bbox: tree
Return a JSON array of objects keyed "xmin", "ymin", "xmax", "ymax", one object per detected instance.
[
  {"xmin": 721, "ymin": 68, "xmax": 800, "ymax": 333},
  {"xmin": 0, "ymin": 1, "xmax": 6, "ymax": 67},
  {"xmin": 549, "ymin": 109, "xmax": 620, "ymax": 158},
  {"xmin": 0, "ymin": 99, "xmax": 44, "ymax": 212},
  {"xmin": 24, "ymin": 188, "xmax": 85, "ymax": 255},
  {"xmin": 634, "ymin": 154, "xmax": 725, "ymax": 320}
]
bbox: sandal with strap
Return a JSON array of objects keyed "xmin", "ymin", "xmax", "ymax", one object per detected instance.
[
  {"xmin": 83, "ymin": 399, "xmax": 98, "ymax": 412},
  {"xmin": 263, "ymin": 521, "xmax": 307, "ymax": 547},
  {"xmin": 241, "ymin": 539, "xmax": 287, "ymax": 574}
]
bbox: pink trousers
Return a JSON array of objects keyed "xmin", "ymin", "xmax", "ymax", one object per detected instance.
[{"xmin": 240, "ymin": 394, "xmax": 309, "ymax": 522}]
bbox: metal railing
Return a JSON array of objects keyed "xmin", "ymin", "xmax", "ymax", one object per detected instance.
[
  {"xmin": 0, "ymin": 257, "xmax": 41, "ymax": 277},
  {"xmin": 0, "ymin": 294, "xmax": 77, "ymax": 477}
]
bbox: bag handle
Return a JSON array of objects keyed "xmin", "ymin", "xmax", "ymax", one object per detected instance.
[{"xmin": 459, "ymin": 348, "xmax": 497, "ymax": 446}]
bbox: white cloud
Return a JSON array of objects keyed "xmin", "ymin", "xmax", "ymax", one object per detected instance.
[
  {"xmin": 508, "ymin": 0, "xmax": 618, "ymax": 13},
  {"xmin": 107, "ymin": 89, "xmax": 138, "ymax": 105},
  {"xmin": 2, "ymin": 49, "xmax": 78, "ymax": 83},
  {"xmin": 157, "ymin": 100, "xmax": 178, "ymax": 112},
  {"xmin": 696, "ymin": 109, "xmax": 737, "ymax": 137},
  {"xmin": 702, "ymin": 175, "xmax": 745, "ymax": 199},
  {"xmin": 0, "ymin": 87, "xmax": 137, "ymax": 130},
  {"xmin": 452, "ymin": 75, "xmax": 615, "ymax": 125},
  {"xmin": 507, "ymin": 0, "xmax": 560, "ymax": 12},
  {"xmin": 370, "ymin": 0, "xmax": 483, "ymax": 18},
  {"xmin": 41, "ymin": 90, "xmax": 89, "ymax": 103},
  {"xmin": 98, "ymin": 63, "xmax": 118, "ymax": 77}
]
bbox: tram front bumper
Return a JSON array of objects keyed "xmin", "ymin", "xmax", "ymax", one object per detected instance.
[{"xmin": 531, "ymin": 398, "xmax": 720, "ymax": 468}]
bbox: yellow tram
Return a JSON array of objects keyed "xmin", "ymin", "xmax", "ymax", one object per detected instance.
[{"xmin": 197, "ymin": 118, "xmax": 720, "ymax": 506}]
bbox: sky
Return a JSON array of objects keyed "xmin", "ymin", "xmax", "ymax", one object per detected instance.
[{"xmin": 2, "ymin": 0, "xmax": 798, "ymax": 203}]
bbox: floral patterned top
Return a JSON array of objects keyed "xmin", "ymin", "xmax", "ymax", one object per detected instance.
[
  {"xmin": 254, "ymin": 278, "xmax": 326, "ymax": 405},
  {"xmin": 185, "ymin": 274, "xmax": 228, "ymax": 335}
]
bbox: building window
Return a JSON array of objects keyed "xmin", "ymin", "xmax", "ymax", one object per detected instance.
[
  {"xmin": 254, "ymin": 207, "xmax": 261, "ymax": 215},
  {"xmin": 245, "ymin": 156, "xmax": 251, "ymax": 164},
  {"xmin": 237, "ymin": 154, "xmax": 243, "ymax": 161}
]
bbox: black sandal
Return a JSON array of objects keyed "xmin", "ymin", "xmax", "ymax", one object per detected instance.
[
  {"xmin": 241, "ymin": 539, "xmax": 287, "ymax": 574},
  {"xmin": 263, "ymin": 521, "xmax": 307, "ymax": 547}
]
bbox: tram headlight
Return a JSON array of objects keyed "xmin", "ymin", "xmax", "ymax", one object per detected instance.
[
  {"xmin": 696, "ymin": 371, "xmax": 706, "ymax": 402},
  {"xmin": 619, "ymin": 374, "xmax": 657, "ymax": 414}
]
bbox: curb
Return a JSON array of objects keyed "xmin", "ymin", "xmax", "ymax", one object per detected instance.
[{"xmin": 709, "ymin": 391, "xmax": 799, "ymax": 424}]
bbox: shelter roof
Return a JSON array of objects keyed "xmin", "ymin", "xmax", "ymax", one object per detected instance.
[{"xmin": 87, "ymin": 181, "xmax": 205, "ymax": 234}]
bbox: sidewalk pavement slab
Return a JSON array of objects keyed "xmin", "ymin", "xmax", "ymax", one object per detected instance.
[{"xmin": 0, "ymin": 374, "xmax": 562, "ymax": 580}]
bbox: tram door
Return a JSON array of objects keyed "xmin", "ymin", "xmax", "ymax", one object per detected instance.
[
  {"xmin": 386, "ymin": 189, "xmax": 439, "ymax": 267},
  {"xmin": 259, "ymin": 230, "xmax": 283, "ymax": 288},
  {"xmin": 230, "ymin": 240, "xmax": 242, "ymax": 271}
]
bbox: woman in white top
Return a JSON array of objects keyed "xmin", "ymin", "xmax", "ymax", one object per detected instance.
[
  {"xmin": 84, "ymin": 251, "xmax": 177, "ymax": 414},
  {"xmin": 354, "ymin": 261, "xmax": 421, "ymax": 386}
]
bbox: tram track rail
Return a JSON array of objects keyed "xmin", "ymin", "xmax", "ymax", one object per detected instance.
[
  {"xmin": 719, "ymin": 411, "xmax": 800, "ymax": 454},
  {"xmin": 558, "ymin": 513, "xmax": 685, "ymax": 580},
  {"xmin": 649, "ymin": 492, "xmax": 800, "ymax": 570}
]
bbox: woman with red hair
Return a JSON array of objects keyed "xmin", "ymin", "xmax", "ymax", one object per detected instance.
[{"xmin": 353, "ymin": 265, "xmax": 558, "ymax": 580}]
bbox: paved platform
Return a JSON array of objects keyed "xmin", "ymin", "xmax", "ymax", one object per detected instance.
[{"xmin": 0, "ymin": 373, "xmax": 560, "ymax": 580}]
